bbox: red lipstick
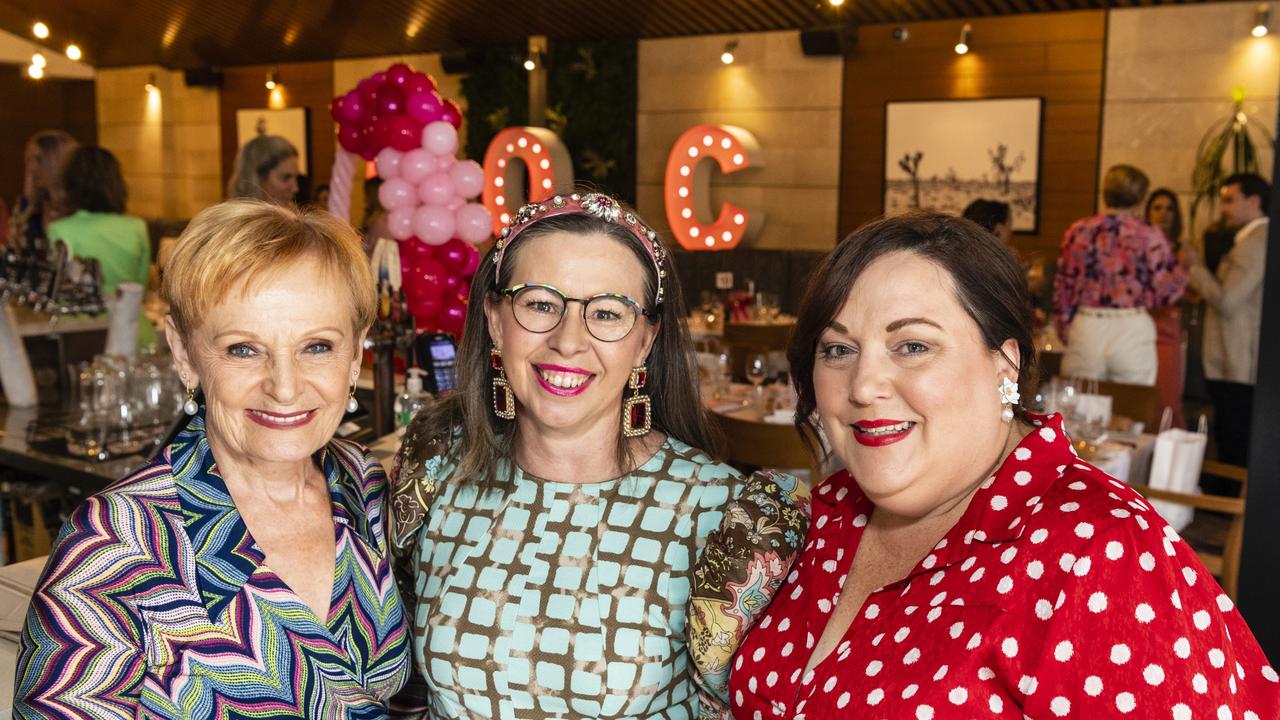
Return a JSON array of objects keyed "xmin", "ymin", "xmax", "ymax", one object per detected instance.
[{"xmin": 852, "ymin": 419, "xmax": 915, "ymax": 447}]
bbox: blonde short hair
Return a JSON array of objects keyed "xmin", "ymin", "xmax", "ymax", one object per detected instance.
[
  {"xmin": 1102, "ymin": 164, "xmax": 1150, "ymax": 209},
  {"xmin": 163, "ymin": 199, "xmax": 375, "ymax": 341}
]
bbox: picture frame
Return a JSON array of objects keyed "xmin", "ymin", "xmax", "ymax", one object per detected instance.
[
  {"xmin": 883, "ymin": 97, "xmax": 1044, "ymax": 233},
  {"xmin": 235, "ymin": 107, "xmax": 310, "ymax": 176}
]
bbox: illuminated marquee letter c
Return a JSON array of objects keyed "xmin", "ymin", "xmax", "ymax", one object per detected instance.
[{"xmin": 664, "ymin": 124, "xmax": 763, "ymax": 251}]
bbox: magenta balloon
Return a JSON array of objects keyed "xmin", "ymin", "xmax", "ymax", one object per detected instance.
[
  {"xmin": 454, "ymin": 203, "xmax": 494, "ymax": 245},
  {"xmin": 436, "ymin": 238, "xmax": 469, "ymax": 273},
  {"xmin": 417, "ymin": 172, "xmax": 455, "ymax": 207},
  {"xmin": 456, "ymin": 278, "xmax": 472, "ymax": 298},
  {"xmin": 387, "ymin": 63, "xmax": 413, "ymax": 88},
  {"xmin": 388, "ymin": 115, "xmax": 423, "ymax": 152},
  {"xmin": 404, "ymin": 91, "xmax": 445, "ymax": 125},
  {"xmin": 387, "ymin": 207, "xmax": 415, "ymax": 240},
  {"xmin": 398, "ymin": 236, "xmax": 433, "ymax": 262},
  {"xmin": 405, "ymin": 72, "xmax": 435, "ymax": 96},
  {"xmin": 399, "ymin": 149, "xmax": 435, "ymax": 185},
  {"xmin": 337, "ymin": 125, "xmax": 364, "ymax": 154},
  {"xmin": 442, "ymin": 100, "xmax": 463, "ymax": 129},
  {"xmin": 406, "ymin": 255, "xmax": 448, "ymax": 298},
  {"xmin": 336, "ymin": 91, "xmax": 367, "ymax": 125},
  {"xmin": 378, "ymin": 178, "xmax": 416, "ymax": 211},
  {"xmin": 421, "ymin": 121, "xmax": 459, "ymax": 156},
  {"xmin": 413, "ymin": 206, "xmax": 456, "ymax": 246},
  {"xmin": 368, "ymin": 116, "xmax": 398, "ymax": 155},
  {"xmin": 377, "ymin": 89, "xmax": 403, "ymax": 117},
  {"xmin": 374, "ymin": 147, "xmax": 404, "ymax": 179},
  {"xmin": 407, "ymin": 293, "xmax": 443, "ymax": 322},
  {"xmin": 371, "ymin": 71, "xmax": 388, "ymax": 85},
  {"xmin": 461, "ymin": 244, "xmax": 480, "ymax": 276},
  {"xmin": 449, "ymin": 160, "xmax": 485, "ymax": 199},
  {"xmin": 439, "ymin": 295, "xmax": 468, "ymax": 336},
  {"xmin": 329, "ymin": 96, "xmax": 346, "ymax": 123},
  {"xmin": 441, "ymin": 272, "xmax": 461, "ymax": 294}
]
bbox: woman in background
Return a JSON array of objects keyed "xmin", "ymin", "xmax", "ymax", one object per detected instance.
[
  {"xmin": 1146, "ymin": 187, "xmax": 1188, "ymax": 426},
  {"xmin": 48, "ymin": 146, "xmax": 155, "ymax": 348},
  {"xmin": 8, "ymin": 130, "xmax": 78, "ymax": 244},
  {"xmin": 228, "ymin": 135, "xmax": 299, "ymax": 205}
]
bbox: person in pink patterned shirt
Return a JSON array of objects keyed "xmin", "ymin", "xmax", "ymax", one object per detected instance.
[{"xmin": 1053, "ymin": 165, "xmax": 1187, "ymax": 385}]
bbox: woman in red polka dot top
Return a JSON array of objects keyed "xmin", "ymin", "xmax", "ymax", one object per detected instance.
[{"xmin": 722, "ymin": 213, "xmax": 1278, "ymax": 719}]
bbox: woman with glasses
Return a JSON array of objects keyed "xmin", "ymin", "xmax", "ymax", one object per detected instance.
[{"xmin": 388, "ymin": 192, "xmax": 808, "ymax": 719}]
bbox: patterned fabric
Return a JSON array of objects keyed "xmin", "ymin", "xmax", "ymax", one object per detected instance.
[
  {"xmin": 730, "ymin": 413, "xmax": 1280, "ymax": 719},
  {"xmin": 687, "ymin": 471, "xmax": 810, "ymax": 718},
  {"xmin": 389, "ymin": 420, "xmax": 803, "ymax": 720},
  {"xmin": 1053, "ymin": 213, "xmax": 1186, "ymax": 341},
  {"xmin": 15, "ymin": 412, "xmax": 411, "ymax": 719}
]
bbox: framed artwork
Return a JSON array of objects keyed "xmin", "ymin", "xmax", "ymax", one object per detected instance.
[
  {"xmin": 883, "ymin": 97, "xmax": 1043, "ymax": 233},
  {"xmin": 235, "ymin": 107, "xmax": 310, "ymax": 175}
]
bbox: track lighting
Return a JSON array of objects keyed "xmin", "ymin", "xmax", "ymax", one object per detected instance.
[
  {"xmin": 265, "ymin": 68, "xmax": 279, "ymax": 90},
  {"xmin": 720, "ymin": 40, "xmax": 738, "ymax": 65},
  {"xmin": 1252, "ymin": 4, "xmax": 1270, "ymax": 37},
  {"xmin": 145, "ymin": 72, "xmax": 159, "ymax": 94},
  {"xmin": 955, "ymin": 23, "xmax": 972, "ymax": 54}
]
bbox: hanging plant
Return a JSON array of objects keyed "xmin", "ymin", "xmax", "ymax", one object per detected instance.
[{"xmin": 1190, "ymin": 89, "xmax": 1275, "ymax": 231}]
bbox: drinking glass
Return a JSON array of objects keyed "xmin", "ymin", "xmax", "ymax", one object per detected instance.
[{"xmin": 745, "ymin": 352, "xmax": 768, "ymax": 409}]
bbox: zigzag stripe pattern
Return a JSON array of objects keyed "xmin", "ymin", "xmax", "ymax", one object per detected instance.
[{"xmin": 15, "ymin": 414, "xmax": 410, "ymax": 719}]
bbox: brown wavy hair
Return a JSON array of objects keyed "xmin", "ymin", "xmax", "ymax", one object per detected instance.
[{"xmin": 410, "ymin": 199, "xmax": 721, "ymax": 490}]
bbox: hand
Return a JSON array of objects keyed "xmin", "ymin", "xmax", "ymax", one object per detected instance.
[{"xmin": 1179, "ymin": 245, "xmax": 1202, "ymax": 269}]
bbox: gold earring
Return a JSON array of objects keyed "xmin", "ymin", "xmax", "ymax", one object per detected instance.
[
  {"xmin": 622, "ymin": 365, "xmax": 651, "ymax": 437},
  {"xmin": 492, "ymin": 347, "xmax": 515, "ymax": 420}
]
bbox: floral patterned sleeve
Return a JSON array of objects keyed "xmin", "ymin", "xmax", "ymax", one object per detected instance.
[
  {"xmin": 1142, "ymin": 224, "xmax": 1188, "ymax": 307},
  {"xmin": 1053, "ymin": 222, "xmax": 1085, "ymax": 342},
  {"xmin": 688, "ymin": 469, "xmax": 811, "ymax": 719}
]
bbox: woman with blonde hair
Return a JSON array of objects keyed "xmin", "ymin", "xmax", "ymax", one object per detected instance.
[
  {"xmin": 228, "ymin": 134, "xmax": 300, "ymax": 204},
  {"xmin": 8, "ymin": 130, "xmax": 77, "ymax": 244}
]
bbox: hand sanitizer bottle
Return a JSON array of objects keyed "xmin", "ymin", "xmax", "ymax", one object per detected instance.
[{"xmin": 395, "ymin": 368, "xmax": 432, "ymax": 432}]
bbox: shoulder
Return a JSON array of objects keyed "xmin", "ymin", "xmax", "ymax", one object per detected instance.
[{"xmin": 657, "ymin": 437, "xmax": 745, "ymax": 506}]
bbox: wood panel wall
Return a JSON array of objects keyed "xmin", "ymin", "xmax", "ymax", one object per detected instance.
[
  {"xmin": 839, "ymin": 10, "xmax": 1107, "ymax": 262},
  {"xmin": 219, "ymin": 61, "xmax": 335, "ymax": 197},
  {"xmin": 0, "ymin": 73, "xmax": 97, "ymax": 213}
]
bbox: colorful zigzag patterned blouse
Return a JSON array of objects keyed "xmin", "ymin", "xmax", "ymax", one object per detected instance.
[{"xmin": 15, "ymin": 413, "xmax": 411, "ymax": 719}]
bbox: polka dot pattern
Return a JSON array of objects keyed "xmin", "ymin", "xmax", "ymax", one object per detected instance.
[{"xmin": 727, "ymin": 413, "xmax": 1279, "ymax": 720}]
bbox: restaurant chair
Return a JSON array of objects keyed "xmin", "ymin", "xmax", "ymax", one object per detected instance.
[
  {"xmin": 1134, "ymin": 460, "xmax": 1248, "ymax": 599},
  {"xmin": 722, "ymin": 321, "xmax": 793, "ymax": 383},
  {"xmin": 714, "ymin": 412, "xmax": 824, "ymax": 487}
]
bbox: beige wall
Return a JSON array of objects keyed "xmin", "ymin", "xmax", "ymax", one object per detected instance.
[
  {"xmin": 96, "ymin": 66, "xmax": 221, "ymax": 219},
  {"xmin": 1101, "ymin": 1, "xmax": 1279, "ymax": 237},
  {"xmin": 637, "ymin": 31, "xmax": 843, "ymax": 251}
]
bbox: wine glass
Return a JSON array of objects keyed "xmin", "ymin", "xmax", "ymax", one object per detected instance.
[{"xmin": 745, "ymin": 352, "xmax": 768, "ymax": 410}]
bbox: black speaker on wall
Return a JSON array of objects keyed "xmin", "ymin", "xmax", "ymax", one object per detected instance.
[
  {"xmin": 800, "ymin": 25, "xmax": 856, "ymax": 56},
  {"xmin": 183, "ymin": 68, "xmax": 223, "ymax": 88}
]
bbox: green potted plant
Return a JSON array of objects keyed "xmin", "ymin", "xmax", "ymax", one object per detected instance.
[{"xmin": 1190, "ymin": 88, "xmax": 1275, "ymax": 233}]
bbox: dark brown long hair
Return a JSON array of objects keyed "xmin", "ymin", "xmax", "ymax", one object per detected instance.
[
  {"xmin": 62, "ymin": 146, "xmax": 127, "ymax": 214},
  {"xmin": 411, "ymin": 200, "xmax": 721, "ymax": 490},
  {"xmin": 787, "ymin": 212, "xmax": 1037, "ymax": 460},
  {"xmin": 1144, "ymin": 188, "xmax": 1184, "ymax": 249}
]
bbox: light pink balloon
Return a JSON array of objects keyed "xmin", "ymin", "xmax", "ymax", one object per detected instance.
[
  {"xmin": 455, "ymin": 203, "xmax": 494, "ymax": 245},
  {"xmin": 387, "ymin": 207, "xmax": 415, "ymax": 240},
  {"xmin": 447, "ymin": 196, "xmax": 466, "ymax": 211},
  {"xmin": 449, "ymin": 160, "xmax": 485, "ymax": 199},
  {"xmin": 374, "ymin": 147, "xmax": 404, "ymax": 180},
  {"xmin": 436, "ymin": 155, "xmax": 456, "ymax": 172},
  {"xmin": 413, "ymin": 205, "xmax": 456, "ymax": 245},
  {"xmin": 378, "ymin": 178, "xmax": 416, "ymax": 211},
  {"xmin": 399, "ymin": 149, "xmax": 435, "ymax": 185},
  {"xmin": 422, "ymin": 121, "xmax": 459, "ymax": 156},
  {"xmin": 417, "ymin": 172, "xmax": 456, "ymax": 207}
]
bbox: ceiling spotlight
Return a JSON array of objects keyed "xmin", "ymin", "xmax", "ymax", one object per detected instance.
[
  {"xmin": 31, "ymin": 52, "xmax": 46, "ymax": 68},
  {"xmin": 144, "ymin": 72, "xmax": 158, "ymax": 94},
  {"xmin": 721, "ymin": 40, "xmax": 738, "ymax": 65},
  {"xmin": 32, "ymin": 21, "xmax": 49, "ymax": 39},
  {"xmin": 1252, "ymin": 4, "xmax": 1270, "ymax": 36},
  {"xmin": 892, "ymin": 26, "xmax": 911, "ymax": 43},
  {"xmin": 27, "ymin": 64, "xmax": 44, "ymax": 79},
  {"xmin": 955, "ymin": 23, "xmax": 972, "ymax": 54},
  {"xmin": 265, "ymin": 68, "xmax": 279, "ymax": 90},
  {"xmin": 829, "ymin": 0, "xmax": 846, "ymax": 6},
  {"xmin": 66, "ymin": 44, "xmax": 82, "ymax": 61},
  {"xmin": 523, "ymin": 50, "xmax": 540, "ymax": 72}
]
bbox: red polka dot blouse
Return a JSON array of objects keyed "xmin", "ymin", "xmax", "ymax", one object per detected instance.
[{"xmin": 729, "ymin": 413, "xmax": 1278, "ymax": 719}]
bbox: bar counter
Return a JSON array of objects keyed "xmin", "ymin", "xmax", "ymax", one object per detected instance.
[{"xmin": 0, "ymin": 403, "xmax": 146, "ymax": 497}]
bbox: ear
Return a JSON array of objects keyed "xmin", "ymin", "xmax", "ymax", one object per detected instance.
[
  {"xmin": 351, "ymin": 327, "xmax": 369, "ymax": 382},
  {"xmin": 634, "ymin": 319, "xmax": 661, "ymax": 368},
  {"xmin": 995, "ymin": 338, "xmax": 1022, "ymax": 382},
  {"xmin": 165, "ymin": 315, "xmax": 199, "ymax": 389},
  {"xmin": 483, "ymin": 296, "xmax": 504, "ymax": 351}
]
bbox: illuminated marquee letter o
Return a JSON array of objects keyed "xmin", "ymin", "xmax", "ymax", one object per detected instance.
[
  {"xmin": 664, "ymin": 124, "xmax": 763, "ymax": 250},
  {"xmin": 482, "ymin": 127, "xmax": 574, "ymax": 234}
]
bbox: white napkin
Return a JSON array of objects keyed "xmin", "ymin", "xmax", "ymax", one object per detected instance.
[
  {"xmin": 104, "ymin": 282, "xmax": 143, "ymax": 357},
  {"xmin": 0, "ymin": 307, "xmax": 37, "ymax": 407}
]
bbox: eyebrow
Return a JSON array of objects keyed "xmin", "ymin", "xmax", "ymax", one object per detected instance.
[
  {"xmin": 886, "ymin": 317, "xmax": 942, "ymax": 333},
  {"xmin": 212, "ymin": 326, "xmax": 347, "ymax": 342}
]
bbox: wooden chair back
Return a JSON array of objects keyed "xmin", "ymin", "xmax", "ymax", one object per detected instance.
[
  {"xmin": 715, "ymin": 412, "xmax": 823, "ymax": 485},
  {"xmin": 1135, "ymin": 460, "xmax": 1248, "ymax": 599}
]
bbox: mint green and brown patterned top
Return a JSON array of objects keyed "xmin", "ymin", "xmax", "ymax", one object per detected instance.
[{"xmin": 388, "ymin": 420, "xmax": 809, "ymax": 720}]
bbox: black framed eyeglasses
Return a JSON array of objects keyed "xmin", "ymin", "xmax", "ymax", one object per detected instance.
[{"xmin": 498, "ymin": 283, "xmax": 656, "ymax": 342}]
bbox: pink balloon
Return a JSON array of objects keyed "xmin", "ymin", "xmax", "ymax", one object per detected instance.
[
  {"xmin": 422, "ymin": 121, "xmax": 458, "ymax": 156},
  {"xmin": 449, "ymin": 160, "xmax": 485, "ymax": 199},
  {"xmin": 417, "ymin": 173, "xmax": 455, "ymax": 207},
  {"xmin": 374, "ymin": 147, "xmax": 404, "ymax": 180},
  {"xmin": 336, "ymin": 91, "xmax": 368, "ymax": 125},
  {"xmin": 400, "ymin": 149, "xmax": 435, "ymax": 185},
  {"xmin": 446, "ymin": 196, "xmax": 465, "ymax": 211},
  {"xmin": 388, "ymin": 115, "xmax": 423, "ymax": 152},
  {"xmin": 436, "ymin": 154, "xmax": 456, "ymax": 172},
  {"xmin": 442, "ymin": 100, "xmax": 463, "ymax": 130},
  {"xmin": 405, "ymin": 91, "xmax": 445, "ymax": 125},
  {"xmin": 413, "ymin": 206, "xmax": 456, "ymax": 245},
  {"xmin": 387, "ymin": 207, "xmax": 415, "ymax": 240},
  {"xmin": 378, "ymin": 178, "xmax": 416, "ymax": 211},
  {"xmin": 387, "ymin": 63, "xmax": 414, "ymax": 88},
  {"xmin": 435, "ymin": 238, "xmax": 469, "ymax": 274},
  {"xmin": 454, "ymin": 203, "xmax": 494, "ymax": 245}
]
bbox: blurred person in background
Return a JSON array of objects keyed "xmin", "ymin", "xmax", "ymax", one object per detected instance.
[
  {"xmin": 227, "ymin": 135, "xmax": 299, "ymax": 205},
  {"xmin": 8, "ymin": 130, "xmax": 78, "ymax": 245},
  {"xmin": 1145, "ymin": 187, "xmax": 1188, "ymax": 427},
  {"xmin": 961, "ymin": 198, "xmax": 1012, "ymax": 245},
  {"xmin": 313, "ymin": 183, "xmax": 331, "ymax": 210}
]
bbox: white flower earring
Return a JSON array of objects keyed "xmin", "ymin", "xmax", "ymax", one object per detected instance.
[{"xmin": 998, "ymin": 377, "xmax": 1020, "ymax": 423}]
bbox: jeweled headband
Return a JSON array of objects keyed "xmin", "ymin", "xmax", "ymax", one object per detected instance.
[{"xmin": 493, "ymin": 192, "xmax": 667, "ymax": 307}]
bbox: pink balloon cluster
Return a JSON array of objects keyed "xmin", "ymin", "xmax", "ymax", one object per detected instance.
[{"xmin": 331, "ymin": 63, "xmax": 492, "ymax": 338}]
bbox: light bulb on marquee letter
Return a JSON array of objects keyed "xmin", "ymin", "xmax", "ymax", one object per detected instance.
[
  {"xmin": 482, "ymin": 127, "xmax": 574, "ymax": 234},
  {"xmin": 664, "ymin": 124, "xmax": 763, "ymax": 250}
]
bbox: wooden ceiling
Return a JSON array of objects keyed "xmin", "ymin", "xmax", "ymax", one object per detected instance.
[{"xmin": 0, "ymin": 0, "xmax": 1229, "ymax": 69}]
